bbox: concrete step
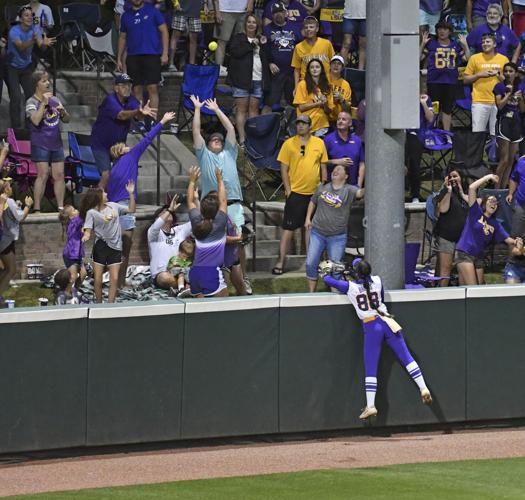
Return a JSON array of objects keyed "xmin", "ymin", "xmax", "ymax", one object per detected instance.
[
  {"xmin": 246, "ymin": 254, "xmax": 306, "ymax": 273},
  {"xmin": 59, "ymin": 91, "xmax": 81, "ymax": 106},
  {"xmin": 244, "ymin": 239, "xmax": 280, "ymax": 258},
  {"xmin": 55, "ymin": 78, "xmax": 77, "ymax": 94},
  {"xmin": 253, "ymin": 224, "xmax": 281, "ymax": 241},
  {"xmin": 138, "ymin": 176, "xmax": 177, "ymax": 191},
  {"xmin": 66, "ymin": 105, "xmax": 93, "ymax": 119}
]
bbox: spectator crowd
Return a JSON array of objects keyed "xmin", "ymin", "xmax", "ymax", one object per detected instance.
[{"xmin": 1, "ymin": 0, "xmax": 525, "ymax": 305}]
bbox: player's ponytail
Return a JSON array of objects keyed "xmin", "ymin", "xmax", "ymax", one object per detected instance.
[{"xmin": 356, "ymin": 260, "xmax": 394, "ymax": 319}]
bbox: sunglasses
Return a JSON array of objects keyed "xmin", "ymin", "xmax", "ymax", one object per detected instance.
[{"xmin": 300, "ymin": 145, "xmax": 305, "ymax": 156}]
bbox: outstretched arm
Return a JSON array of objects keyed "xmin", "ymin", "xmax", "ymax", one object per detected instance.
[
  {"xmin": 323, "ymin": 275, "xmax": 349, "ymax": 294},
  {"xmin": 187, "ymin": 165, "xmax": 200, "ymax": 211},
  {"xmin": 204, "ymin": 99, "xmax": 236, "ymax": 146},
  {"xmin": 190, "ymin": 95, "xmax": 205, "ymax": 149},
  {"xmin": 468, "ymin": 173, "xmax": 498, "ymax": 206},
  {"xmin": 215, "ymin": 167, "xmax": 228, "ymax": 213}
]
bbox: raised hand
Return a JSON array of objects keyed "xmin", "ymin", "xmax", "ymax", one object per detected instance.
[
  {"xmin": 189, "ymin": 165, "xmax": 200, "ymax": 183},
  {"xmin": 190, "ymin": 95, "xmax": 204, "ymax": 109},
  {"xmin": 169, "ymin": 193, "xmax": 181, "ymax": 212},
  {"xmin": 125, "ymin": 179, "xmax": 135, "ymax": 194},
  {"xmin": 204, "ymin": 98, "xmax": 219, "ymax": 112},
  {"xmin": 160, "ymin": 111, "xmax": 176, "ymax": 124},
  {"xmin": 214, "ymin": 167, "xmax": 223, "ymax": 182},
  {"xmin": 141, "ymin": 99, "xmax": 158, "ymax": 119}
]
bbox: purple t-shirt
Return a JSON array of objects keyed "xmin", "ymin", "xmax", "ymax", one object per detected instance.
[
  {"xmin": 424, "ymin": 39, "xmax": 464, "ymax": 85},
  {"xmin": 323, "ymin": 130, "xmax": 364, "ymax": 186},
  {"xmin": 511, "ymin": 156, "xmax": 525, "ymax": 207},
  {"xmin": 493, "ymin": 81, "xmax": 521, "ymax": 119},
  {"xmin": 420, "ymin": 0, "xmax": 443, "ymax": 15},
  {"xmin": 263, "ymin": 0, "xmax": 307, "ymax": 32},
  {"xmin": 189, "ymin": 208, "xmax": 227, "ymax": 267},
  {"xmin": 456, "ymin": 202, "xmax": 509, "ymax": 257},
  {"xmin": 263, "ymin": 21, "xmax": 303, "ymax": 73},
  {"xmin": 63, "ymin": 215, "xmax": 85, "ymax": 260},
  {"xmin": 473, "ymin": 0, "xmax": 503, "ymax": 18},
  {"xmin": 106, "ymin": 122, "xmax": 163, "ymax": 202},
  {"xmin": 467, "ymin": 23, "xmax": 519, "ymax": 59},
  {"xmin": 25, "ymin": 96, "xmax": 63, "ymax": 151},
  {"xmin": 120, "ymin": 3, "xmax": 165, "ymax": 55},
  {"xmin": 90, "ymin": 93, "xmax": 140, "ymax": 151}
]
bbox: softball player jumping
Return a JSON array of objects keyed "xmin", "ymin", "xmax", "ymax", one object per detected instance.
[{"xmin": 322, "ymin": 259, "xmax": 433, "ymax": 420}]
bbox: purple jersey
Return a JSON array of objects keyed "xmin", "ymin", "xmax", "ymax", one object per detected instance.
[
  {"xmin": 467, "ymin": 23, "xmax": 519, "ymax": 59},
  {"xmin": 91, "ymin": 93, "xmax": 140, "ymax": 151},
  {"xmin": 63, "ymin": 215, "xmax": 84, "ymax": 261},
  {"xmin": 263, "ymin": 21, "xmax": 303, "ymax": 73},
  {"xmin": 323, "ymin": 130, "xmax": 364, "ymax": 186},
  {"xmin": 420, "ymin": 0, "xmax": 443, "ymax": 14},
  {"xmin": 223, "ymin": 217, "xmax": 240, "ymax": 268},
  {"xmin": 493, "ymin": 81, "xmax": 521, "ymax": 119},
  {"xmin": 120, "ymin": 3, "xmax": 165, "ymax": 56},
  {"xmin": 189, "ymin": 208, "xmax": 227, "ymax": 267},
  {"xmin": 106, "ymin": 122, "xmax": 163, "ymax": 202},
  {"xmin": 456, "ymin": 202, "xmax": 509, "ymax": 257},
  {"xmin": 511, "ymin": 156, "xmax": 525, "ymax": 207},
  {"xmin": 424, "ymin": 39, "xmax": 463, "ymax": 85},
  {"xmin": 25, "ymin": 96, "xmax": 63, "ymax": 151},
  {"xmin": 263, "ymin": 0, "xmax": 307, "ymax": 32}
]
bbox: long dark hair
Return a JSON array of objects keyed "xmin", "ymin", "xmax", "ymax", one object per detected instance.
[
  {"xmin": 503, "ymin": 62, "xmax": 521, "ymax": 87},
  {"xmin": 305, "ymin": 58, "xmax": 330, "ymax": 96},
  {"xmin": 193, "ymin": 192, "xmax": 219, "ymax": 240},
  {"xmin": 79, "ymin": 188, "xmax": 103, "ymax": 222},
  {"xmin": 355, "ymin": 260, "xmax": 394, "ymax": 319}
]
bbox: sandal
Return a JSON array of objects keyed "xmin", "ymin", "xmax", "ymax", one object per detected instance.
[{"xmin": 271, "ymin": 266, "xmax": 284, "ymax": 275}]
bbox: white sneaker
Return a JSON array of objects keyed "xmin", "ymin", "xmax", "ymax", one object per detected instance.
[
  {"xmin": 219, "ymin": 65, "xmax": 228, "ymax": 77},
  {"xmin": 177, "ymin": 288, "xmax": 193, "ymax": 298},
  {"xmin": 421, "ymin": 388, "xmax": 433, "ymax": 405},
  {"xmin": 168, "ymin": 64, "xmax": 178, "ymax": 72},
  {"xmin": 359, "ymin": 406, "xmax": 378, "ymax": 420},
  {"xmin": 411, "ymin": 197, "xmax": 420, "ymax": 204},
  {"xmin": 243, "ymin": 277, "xmax": 253, "ymax": 295}
]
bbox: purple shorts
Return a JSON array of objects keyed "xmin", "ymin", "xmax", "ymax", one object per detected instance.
[{"xmin": 189, "ymin": 265, "xmax": 227, "ymax": 296}]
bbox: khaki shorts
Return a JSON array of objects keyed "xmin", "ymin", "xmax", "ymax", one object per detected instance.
[
  {"xmin": 433, "ymin": 235, "xmax": 456, "ymax": 255},
  {"xmin": 455, "ymin": 250, "xmax": 485, "ymax": 269},
  {"xmin": 214, "ymin": 11, "xmax": 244, "ymax": 41}
]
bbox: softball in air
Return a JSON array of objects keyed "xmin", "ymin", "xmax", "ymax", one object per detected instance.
[{"xmin": 208, "ymin": 41, "xmax": 218, "ymax": 51}]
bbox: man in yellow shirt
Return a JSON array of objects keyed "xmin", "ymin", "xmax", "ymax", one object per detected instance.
[
  {"xmin": 327, "ymin": 54, "xmax": 352, "ymax": 123},
  {"xmin": 272, "ymin": 115, "xmax": 328, "ymax": 274},
  {"xmin": 291, "ymin": 15, "xmax": 335, "ymax": 87},
  {"xmin": 463, "ymin": 32, "xmax": 508, "ymax": 136}
]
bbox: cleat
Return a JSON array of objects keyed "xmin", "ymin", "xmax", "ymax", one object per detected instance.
[
  {"xmin": 421, "ymin": 388, "xmax": 433, "ymax": 405},
  {"xmin": 359, "ymin": 406, "xmax": 378, "ymax": 420}
]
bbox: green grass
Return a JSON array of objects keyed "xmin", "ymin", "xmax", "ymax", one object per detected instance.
[
  {"xmin": 9, "ymin": 457, "xmax": 525, "ymax": 499},
  {"xmin": 4, "ymin": 283, "xmax": 54, "ymax": 307}
]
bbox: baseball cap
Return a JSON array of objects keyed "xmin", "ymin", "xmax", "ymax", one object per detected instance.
[
  {"xmin": 208, "ymin": 132, "xmax": 225, "ymax": 143},
  {"xmin": 115, "ymin": 73, "xmax": 133, "ymax": 85},
  {"xmin": 271, "ymin": 1, "xmax": 286, "ymax": 14},
  {"xmin": 331, "ymin": 55, "xmax": 345, "ymax": 65},
  {"xmin": 295, "ymin": 115, "xmax": 312, "ymax": 125}
]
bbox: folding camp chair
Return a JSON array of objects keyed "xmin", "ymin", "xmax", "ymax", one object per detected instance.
[
  {"xmin": 58, "ymin": 3, "xmax": 100, "ymax": 71},
  {"xmin": 405, "ymin": 241, "xmax": 442, "ymax": 288},
  {"xmin": 176, "ymin": 64, "xmax": 227, "ymax": 133},
  {"xmin": 67, "ymin": 132, "xmax": 101, "ymax": 191},
  {"xmin": 420, "ymin": 128, "xmax": 454, "ymax": 194},
  {"xmin": 452, "ymin": 85, "xmax": 472, "ymax": 129},
  {"xmin": 421, "ymin": 192, "xmax": 439, "ymax": 264},
  {"xmin": 84, "ymin": 20, "xmax": 117, "ymax": 72}
]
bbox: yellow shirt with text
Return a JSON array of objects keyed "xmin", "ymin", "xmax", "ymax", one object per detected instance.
[
  {"xmin": 293, "ymin": 80, "xmax": 334, "ymax": 132},
  {"xmin": 328, "ymin": 75, "xmax": 352, "ymax": 121},
  {"xmin": 291, "ymin": 37, "xmax": 335, "ymax": 80},
  {"xmin": 464, "ymin": 52, "xmax": 509, "ymax": 104}
]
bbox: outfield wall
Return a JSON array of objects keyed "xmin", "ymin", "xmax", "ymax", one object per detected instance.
[{"xmin": 1, "ymin": 286, "xmax": 524, "ymax": 454}]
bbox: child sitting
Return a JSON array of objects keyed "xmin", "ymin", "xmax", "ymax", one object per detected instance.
[
  {"xmin": 54, "ymin": 268, "xmax": 87, "ymax": 305},
  {"xmin": 59, "ymin": 205, "xmax": 87, "ymax": 288},
  {"xmin": 166, "ymin": 238, "xmax": 195, "ymax": 298}
]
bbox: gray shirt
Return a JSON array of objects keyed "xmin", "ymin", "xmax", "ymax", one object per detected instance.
[
  {"xmin": 311, "ymin": 183, "xmax": 358, "ymax": 236},
  {"xmin": 83, "ymin": 202, "xmax": 128, "ymax": 251},
  {"xmin": 0, "ymin": 198, "xmax": 25, "ymax": 252}
]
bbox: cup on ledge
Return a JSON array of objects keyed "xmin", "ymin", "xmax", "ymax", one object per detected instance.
[
  {"xmin": 5, "ymin": 299, "xmax": 15, "ymax": 309},
  {"xmin": 38, "ymin": 297, "xmax": 49, "ymax": 307}
]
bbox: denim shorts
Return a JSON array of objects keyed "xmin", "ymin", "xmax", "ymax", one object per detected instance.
[
  {"xmin": 117, "ymin": 199, "xmax": 136, "ymax": 231},
  {"xmin": 232, "ymin": 80, "xmax": 263, "ymax": 99},
  {"xmin": 503, "ymin": 262, "xmax": 525, "ymax": 283},
  {"xmin": 31, "ymin": 145, "xmax": 65, "ymax": 163},
  {"xmin": 92, "ymin": 148, "xmax": 112, "ymax": 173},
  {"xmin": 342, "ymin": 18, "xmax": 366, "ymax": 36}
]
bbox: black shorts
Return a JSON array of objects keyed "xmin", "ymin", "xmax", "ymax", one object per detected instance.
[
  {"xmin": 92, "ymin": 239, "xmax": 122, "ymax": 267},
  {"xmin": 282, "ymin": 192, "xmax": 312, "ymax": 230},
  {"xmin": 0, "ymin": 241, "xmax": 15, "ymax": 255},
  {"xmin": 264, "ymin": 71, "xmax": 295, "ymax": 107},
  {"xmin": 427, "ymin": 83, "xmax": 458, "ymax": 115},
  {"xmin": 126, "ymin": 54, "xmax": 161, "ymax": 86},
  {"xmin": 496, "ymin": 115, "xmax": 523, "ymax": 143}
]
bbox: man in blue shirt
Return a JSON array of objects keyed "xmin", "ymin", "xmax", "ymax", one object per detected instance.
[
  {"xmin": 323, "ymin": 110, "xmax": 365, "ymax": 187},
  {"xmin": 90, "ymin": 73, "xmax": 157, "ymax": 188},
  {"xmin": 7, "ymin": 5, "xmax": 54, "ymax": 128},
  {"xmin": 262, "ymin": 2, "xmax": 303, "ymax": 113},
  {"xmin": 117, "ymin": 0, "xmax": 169, "ymax": 126},
  {"xmin": 190, "ymin": 94, "xmax": 250, "ymax": 295}
]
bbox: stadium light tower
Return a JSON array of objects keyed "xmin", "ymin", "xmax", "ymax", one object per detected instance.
[{"xmin": 365, "ymin": 0, "xmax": 420, "ymax": 289}]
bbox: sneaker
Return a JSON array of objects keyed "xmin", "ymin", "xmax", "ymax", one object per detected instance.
[
  {"xmin": 359, "ymin": 406, "xmax": 378, "ymax": 420},
  {"xmin": 177, "ymin": 287, "xmax": 192, "ymax": 298},
  {"xmin": 411, "ymin": 197, "xmax": 420, "ymax": 204},
  {"xmin": 168, "ymin": 64, "xmax": 178, "ymax": 72},
  {"xmin": 243, "ymin": 277, "xmax": 253, "ymax": 295},
  {"xmin": 421, "ymin": 388, "xmax": 433, "ymax": 405},
  {"xmin": 219, "ymin": 65, "xmax": 228, "ymax": 77}
]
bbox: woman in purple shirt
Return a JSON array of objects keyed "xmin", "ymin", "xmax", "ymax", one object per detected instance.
[
  {"xmin": 455, "ymin": 173, "xmax": 519, "ymax": 285},
  {"xmin": 493, "ymin": 62, "xmax": 525, "ymax": 188},
  {"xmin": 59, "ymin": 205, "xmax": 87, "ymax": 289}
]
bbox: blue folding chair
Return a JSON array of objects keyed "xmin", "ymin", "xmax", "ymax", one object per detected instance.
[
  {"xmin": 68, "ymin": 132, "xmax": 101, "ymax": 192},
  {"xmin": 176, "ymin": 64, "xmax": 227, "ymax": 132}
]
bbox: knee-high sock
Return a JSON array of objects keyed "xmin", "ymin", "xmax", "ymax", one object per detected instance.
[
  {"xmin": 405, "ymin": 360, "xmax": 427, "ymax": 390},
  {"xmin": 365, "ymin": 376, "xmax": 377, "ymax": 407}
]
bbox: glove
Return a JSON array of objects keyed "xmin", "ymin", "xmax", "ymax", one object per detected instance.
[{"xmin": 318, "ymin": 260, "xmax": 334, "ymax": 277}]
